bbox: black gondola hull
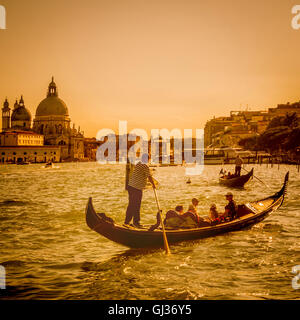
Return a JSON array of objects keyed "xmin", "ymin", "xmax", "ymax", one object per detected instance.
[{"xmin": 219, "ymin": 168, "xmax": 254, "ymax": 188}]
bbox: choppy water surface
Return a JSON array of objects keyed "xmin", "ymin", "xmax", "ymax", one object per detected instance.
[{"xmin": 0, "ymin": 163, "xmax": 299, "ymax": 300}]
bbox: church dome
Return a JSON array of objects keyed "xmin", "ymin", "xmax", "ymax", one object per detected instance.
[
  {"xmin": 11, "ymin": 96, "xmax": 32, "ymax": 121},
  {"xmin": 36, "ymin": 96, "xmax": 69, "ymax": 116},
  {"xmin": 35, "ymin": 77, "xmax": 69, "ymax": 117}
]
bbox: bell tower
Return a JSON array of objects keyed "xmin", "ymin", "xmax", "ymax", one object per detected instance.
[
  {"xmin": 2, "ymin": 98, "xmax": 10, "ymax": 131},
  {"xmin": 47, "ymin": 77, "xmax": 58, "ymax": 97}
]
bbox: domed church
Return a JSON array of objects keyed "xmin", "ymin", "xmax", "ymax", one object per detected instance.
[
  {"xmin": 1, "ymin": 77, "xmax": 85, "ymax": 162},
  {"xmin": 33, "ymin": 77, "xmax": 85, "ymax": 160},
  {"xmin": 1, "ymin": 96, "xmax": 32, "ymax": 131},
  {"xmin": 11, "ymin": 96, "xmax": 32, "ymax": 130}
]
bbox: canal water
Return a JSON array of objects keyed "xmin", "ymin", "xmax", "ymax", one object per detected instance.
[{"xmin": 0, "ymin": 163, "xmax": 299, "ymax": 299}]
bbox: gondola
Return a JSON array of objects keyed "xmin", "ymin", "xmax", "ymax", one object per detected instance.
[
  {"xmin": 219, "ymin": 168, "xmax": 254, "ymax": 188},
  {"xmin": 85, "ymin": 172, "xmax": 288, "ymax": 249},
  {"xmin": 17, "ymin": 161, "xmax": 30, "ymax": 165}
]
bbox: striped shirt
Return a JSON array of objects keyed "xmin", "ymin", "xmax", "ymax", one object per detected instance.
[{"xmin": 128, "ymin": 162, "xmax": 150, "ymax": 190}]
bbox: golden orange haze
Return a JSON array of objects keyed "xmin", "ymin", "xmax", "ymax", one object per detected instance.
[{"xmin": 1, "ymin": 0, "xmax": 300, "ymax": 137}]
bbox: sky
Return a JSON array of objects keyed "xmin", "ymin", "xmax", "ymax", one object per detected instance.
[{"xmin": 1, "ymin": 0, "xmax": 300, "ymax": 137}]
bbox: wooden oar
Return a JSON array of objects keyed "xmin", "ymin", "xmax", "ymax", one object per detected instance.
[
  {"xmin": 241, "ymin": 167, "xmax": 270, "ymax": 189},
  {"xmin": 146, "ymin": 176, "xmax": 159, "ymax": 189},
  {"xmin": 153, "ymin": 187, "xmax": 171, "ymax": 255}
]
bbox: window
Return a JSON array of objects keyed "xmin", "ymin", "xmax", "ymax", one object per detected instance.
[{"xmin": 57, "ymin": 124, "xmax": 63, "ymax": 134}]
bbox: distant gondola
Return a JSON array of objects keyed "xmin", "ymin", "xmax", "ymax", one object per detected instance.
[
  {"xmin": 17, "ymin": 161, "xmax": 30, "ymax": 165},
  {"xmin": 85, "ymin": 172, "xmax": 288, "ymax": 249},
  {"xmin": 219, "ymin": 168, "xmax": 254, "ymax": 188}
]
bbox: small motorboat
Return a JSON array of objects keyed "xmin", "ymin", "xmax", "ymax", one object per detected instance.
[
  {"xmin": 85, "ymin": 172, "xmax": 288, "ymax": 249},
  {"xmin": 42, "ymin": 162, "xmax": 59, "ymax": 169},
  {"xmin": 219, "ymin": 168, "xmax": 254, "ymax": 188}
]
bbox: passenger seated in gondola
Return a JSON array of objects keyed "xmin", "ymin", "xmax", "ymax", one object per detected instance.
[
  {"xmin": 184, "ymin": 205, "xmax": 199, "ymax": 221},
  {"xmin": 208, "ymin": 204, "xmax": 226, "ymax": 225},
  {"xmin": 209, "ymin": 204, "xmax": 219, "ymax": 221},
  {"xmin": 175, "ymin": 205, "xmax": 184, "ymax": 215},
  {"xmin": 222, "ymin": 172, "xmax": 230, "ymax": 179},
  {"xmin": 191, "ymin": 198, "xmax": 199, "ymax": 213},
  {"xmin": 223, "ymin": 192, "xmax": 237, "ymax": 221},
  {"xmin": 182, "ymin": 205, "xmax": 210, "ymax": 227},
  {"xmin": 220, "ymin": 168, "xmax": 229, "ymax": 177},
  {"xmin": 164, "ymin": 210, "xmax": 185, "ymax": 228},
  {"xmin": 164, "ymin": 204, "xmax": 204, "ymax": 229}
]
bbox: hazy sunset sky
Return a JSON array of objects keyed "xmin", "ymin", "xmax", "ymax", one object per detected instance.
[{"xmin": 1, "ymin": 0, "xmax": 300, "ymax": 137}]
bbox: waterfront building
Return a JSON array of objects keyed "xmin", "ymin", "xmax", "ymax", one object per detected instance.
[
  {"xmin": 84, "ymin": 137, "xmax": 99, "ymax": 161},
  {"xmin": 1, "ymin": 96, "xmax": 32, "ymax": 132},
  {"xmin": 204, "ymin": 116, "xmax": 237, "ymax": 147},
  {"xmin": 204, "ymin": 106, "xmax": 288, "ymax": 147},
  {"xmin": 0, "ymin": 130, "xmax": 43, "ymax": 146},
  {"xmin": 1, "ymin": 78, "xmax": 85, "ymax": 163},
  {"xmin": 0, "ymin": 130, "xmax": 60, "ymax": 163},
  {"xmin": 33, "ymin": 78, "xmax": 85, "ymax": 160},
  {"xmin": 268, "ymin": 101, "xmax": 300, "ymax": 117}
]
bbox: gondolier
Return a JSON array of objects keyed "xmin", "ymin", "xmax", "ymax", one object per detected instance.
[
  {"xmin": 124, "ymin": 154, "xmax": 156, "ymax": 228},
  {"xmin": 235, "ymin": 155, "xmax": 243, "ymax": 176}
]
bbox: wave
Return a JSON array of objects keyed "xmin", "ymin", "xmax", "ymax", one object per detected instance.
[
  {"xmin": 0, "ymin": 285, "xmax": 42, "ymax": 300},
  {"xmin": 262, "ymin": 223, "xmax": 285, "ymax": 232},
  {"xmin": 0, "ymin": 200, "xmax": 30, "ymax": 207},
  {"xmin": 0, "ymin": 260, "xmax": 26, "ymax": 268}
]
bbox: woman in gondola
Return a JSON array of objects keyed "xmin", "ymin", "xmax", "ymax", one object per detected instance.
[{"xmin": 209, "ymin": 204, "xmax": 219, "ymax": 221}]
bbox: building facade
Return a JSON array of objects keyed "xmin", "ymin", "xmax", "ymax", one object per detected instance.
[
  {"xmin": 0, "ymin": 130, "xmax": 44, "ymax": 147},
  {"xmin": 32, "ymin": 78, "xmax": 84, "ymax": 160},
  {"xmin": 0, "ymin": 146, "xmax": 61, "ymax": 164},
  {"xmin": 268, "ymin": 101, "xmax": 300, "ymax": 117},
  {"xmin": 0, "ymin": 130, "xmax": 60, "ymax": 163},
  {"xmin": 203, "ymin": 104, "xmax": 295, "ymax": 148},
  {"xmin": 1, "ymin": 77, "xmax": 85, "ymax": 163}
]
